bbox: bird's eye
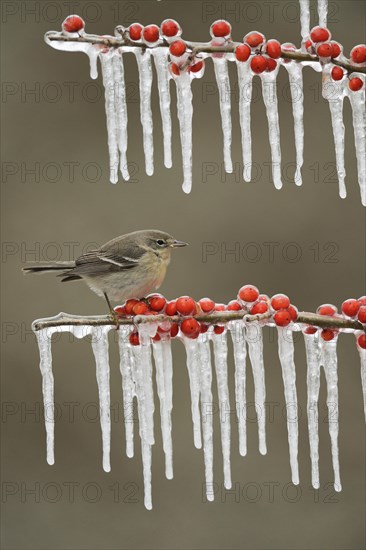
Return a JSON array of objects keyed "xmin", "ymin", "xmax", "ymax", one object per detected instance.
[{"xmin": 156, "ymin": 239, "xmax": 166, "ymax": 247}]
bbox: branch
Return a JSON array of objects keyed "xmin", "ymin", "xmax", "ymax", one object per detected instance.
[{"xmin": 45, "ymin": 31, "xmax": 366, "ymax": 75}]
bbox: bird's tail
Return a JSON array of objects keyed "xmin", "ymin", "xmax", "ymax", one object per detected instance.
[{"xmin": 22, "ymin": 261, "xmax": 75, "ymax": 275}]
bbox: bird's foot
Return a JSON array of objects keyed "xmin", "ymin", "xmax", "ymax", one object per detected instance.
[{"xmin": 109, "ymin": 308, "xmax": 121, "ymax": 330}]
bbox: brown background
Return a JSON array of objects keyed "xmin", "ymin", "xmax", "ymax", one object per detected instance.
[{"xmin": 1, "ymin": 1, "xmax": 365, "ymax": 549}]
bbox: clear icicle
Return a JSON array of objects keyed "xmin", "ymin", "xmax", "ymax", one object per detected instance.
[
  {"xmin": 152, "ymin": 339, "xmax": 174, "ymax": 480},
  {"xmin": 100, "ymin": 51, "xmax": 119, "ymax": 184},
  {"xmin": 112, "ymin": 50, "xmax": 130, "ymax": 181},
  {"xmin": 152, "ymin": 49, "xmax": 173, "ymax": 169},
  {"xmin": 213, "ymin": 57, "xmax": 233, "ymax": 173},
  {"xmin": 277, "ymin": 327, "xmax": 299, "ymax": 485},
  {"xmin": 182, "ymin": 336, "xmax": 202, "ymax": 449},
  {"xmin": 35, "ymin": 329, "xmax": 55, "ymax": 466},
  {"xmin": 198, "ymin": 337, "xmax": 214, "ymax": 501},
  {"xmin": 175, "ymin": 72, "xmax": 193, "ymax": 193},
  {"xmin": 212, "ymin": 331, "xmax": 232, "ymax": 489},
  {"xmin": 357, "ymin": 346, "xmax": 366, "ymax": 423},
  {"xmin": 318, "ymin": 0, "xmax": 328, "ymax": 27},
  {"xmin": 348, "ymin": 84, "xmax": 366, "ymax": 206},
  {"xmin": 299, "ymin": 0, "xmax": 310, "ymax": 39},
  {"xmin": 136, "ymin": 326, "xmax": 155, "ymax": 446},
  {"xmin": 246, "ymin": 323, "xmax": 267, "ymax": 455},
  {"xmin": 134, "ymin": 49, "xmax": 154, "ymax": 176},
  {"xmin": 236, "ymin": 61, "xmax": 253, "ymax": 182},
  {"xmin": 261, "ymin": 70, "xmax": 283, "ymax": 189},
  {"xmin": 321, "ymin": 337, "xmax": 342, "ymax": 492},
  {"xmin": 44, "ymin": 35, "xmax": 100, "ymax": 79},
  {"xmin": 91, "ymin": 327, "xmax": 111, "ymax": 473},
  {"xmin": 304, "ymin": 332, "xmax": 322, "ymax": 489},
  {"xmin": 118, "ymin": 328, "xmax": 135, "ymax": 458},
  {"xmin": 284, "ymin": 62, "xmax": 305, "ymax": 186},
  {"xmin": 230, "ymin": 321, "xmax": 247, "ymax": 456}
]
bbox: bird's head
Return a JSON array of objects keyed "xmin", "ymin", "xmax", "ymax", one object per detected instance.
[{"xmin": 141, "ymin": 230, "xmax": 188, "ymax": 262}]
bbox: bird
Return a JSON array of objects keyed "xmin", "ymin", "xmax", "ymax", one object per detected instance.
[{"xmin": 23, "ymin": 229, "xmax": 188, "ymax": 318}]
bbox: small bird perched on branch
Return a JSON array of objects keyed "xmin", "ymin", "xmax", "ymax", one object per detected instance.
[{"xmin": 23, "ymin": 229, "xmax": 188, "ymax": 319}]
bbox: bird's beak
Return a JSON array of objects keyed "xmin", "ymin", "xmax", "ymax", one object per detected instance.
[{"xmin": 171, "ymin": 240, "xmax": 188, "ymax": 248}]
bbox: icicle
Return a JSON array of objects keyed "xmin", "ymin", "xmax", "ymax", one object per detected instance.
[
  {"xmin": 91, "ymin": 326, "xmax": 111, "ymax": 473},
  {"xmin": 358, "ymin": 346, "xmax": 366, "ymax": 423},
  {"xmin": 118, "ymin": 328, "xmax": 135, "ymax": 458},
  {"xmin": 277, "ymin": 327, "xmax": 299, "ymax": 485},
  {"xmin": 136, "ymin": 325, "xmax": 155, "ymax": 446},
  {"xmin": 299, "ymin": 0, "xmax": 310, "ymax": 39},
  {"xmin": 182, "ymin": 336, "xmax": 202, "ymax": 448},
  {"xmin": 35, "ymin": 329, "xmax": 55, "ymax": 466},
  {"xmin": 100, "ymin": 51, "xmax": 119, "ymax": 184},
  {"xmin": 175, "ymin": 72, "xmax": 193, "ymax": 193},
  {"xmin": 246, "ymin": 323, "xmax": 267, "ymax": 455},
  {"xmin": 236, "ymin": 61, "xmax": 253, "ymax": 182},
  {"xmin": 134, "ymin": 49, "xmax": 154, "ymax": 176},
  {"xmin": 283, "ymin": 62, "xmax": 305, "ymax": 186},
  {"xmin": 321, "ymin": 336, "xmax": 342, "ymax": 492},
  {"xmin": 213, "ymin": 57, "xmax": 233, "ymax": 173},
  {"xmin": 112, "ymin": 50, "xmax": 130, "ymax": 181},
  {"xmin": 152, "ymin": 338, "xmax": 174, "ymax": 480},
  {"xmin": 230, "ymin": 321, "xmax": 247, "ymax": 456},
  {"xmin": 198, "ymin": 337, "xmax": 214, "ymax": 501},
  {"xmin": 212, "ymin": 331, "xmax": 232, "ymax": 489},
  {"xmin": 318, "ymin": 0, "xmax": 328, "ymax": 27},
  {"xmin": 152, "ymin": 49, "xmax": 173, "ymax": 169},
  {"xmin": 304, "ymin": 332, "xmax": 322, "ymax": 489},
  {"xmin": 44, "ymin": 35, "xmax": 100, "ymax": 79},
  {"xmin": 261, "ymin": 69, "xmax": 283, "ymax": 189},
  {"xmin": 348, "ymin": 83, "xmax": 366, "ymax": 206}
]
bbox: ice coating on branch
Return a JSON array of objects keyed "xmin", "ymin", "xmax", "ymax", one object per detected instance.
[
  {"xmin": 175, "ymin": 72, "xmax": 193, "ymax": 193},
  {"xmin": 134, "ymin": 49, "xmax": 154, "ymax": 176},
  {"xmin": 112, "ymin": 51, "xmax": 130, "ymax": 181},
  {"xmin": 299, "ymin": 0, "xmax": 310, "ymax": 39},
  {"xmin": 304, "ymin": 332, "xmax": 322, "ymax": 489},
  {"xmin": 35, "ymin": 329, "xmax": 55, "ymax": 466},
  {"xmin": 230, "ymin": 321, "xmax": 247, "ymax": 456},
  {"xmin": 152, "ymin": 339, "xmax": 174, "ymax": 479},
  {"xmin": 318, "ymin": 0, "xmax": 328, "ymax": 27},
  {"xmin": 321, "ymin": 336, "xmax": 342, "ymax": 491},
  {"xmin": 283, "ymin": 61, "xmax": 304, "ymax": 186},
  {"xmin": 277, "ymin": 327, "xmax": 299, "ymax": 485},
  {"xmin": 152, "ymin": 49, "xmax": 173, "ymax": 169},
  {"xmin": 182, "ymin": 336, "xmax": 202, "ymax": 448},
  {"xmin": 212, "ymin": 331, "xmax": 232, "ymax": 489},
  {"xmin": 213, "ymin": 57, "xmax": 233, "ymax": 173},
  {"xmin": 260, "ymin": 69, "xmax": 283, "ymax": 189},
  {"xmin": 44, "ymin": 34, "xmax": 100, "ymax": 79},
  {"xmin": 100, "ymin": 51, "xmax": 119, "ymax": 183},
  {"xmin": 358, "ymin": 347, "xmax": 366, "ymax": 422},
  {"xmin": 118, "ymin": 328, "xmax": 135, "ymax": 458},
  {"xmin": 198, "ymin": 337, "xmax": 214, "ymax": 501},
  {"xmin": 348, "ymin": 82, "xmax": 366, "ymax": 206},
  {"xmin": 91, "ymin": 326, "xmax": 111, "ymax": 473},
  {"xmin": 246, "ymin": 323, "xmax": 267, "ymax": 455},
  {"xmin": 236, "ymin": 61, "xmax": 253, "ymax": 182}
]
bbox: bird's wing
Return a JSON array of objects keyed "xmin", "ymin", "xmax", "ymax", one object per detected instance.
[{"xmin": 73, "ymin": 240, "xmax": 145, "ymax": 276}]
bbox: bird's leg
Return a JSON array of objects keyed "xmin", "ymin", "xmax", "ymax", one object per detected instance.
[{"xmin": 104, "ymin": 292, "xmax": 120, "ymax": 329}]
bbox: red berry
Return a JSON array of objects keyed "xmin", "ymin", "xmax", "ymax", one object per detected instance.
[
  {"xmin": 330, "ymin": 42, "xmax": 341, "ymax": 58},
  {"xmin": 215, "ymin": 303, "xmax": 226, "ymax": 311},
  {"xmin": 357, "ymin": 333, "xmax": 366, "ymax": 349},
  {"xmin": 227, "ymin": 300, "xmax": 241, "ymax": 311},
  {"xmin": 266, "ymin": 39, "xmax": 281, "ymax": 59},
  {"xmin": 358, "ymin": 306, "xmax": 366, "ymax": 323},
  {"xmin": 214, "ymin": 325, "xmax": 225, "ymax": 335},
  {"xmin": 152, "ymin": 332, "xmax": 161, "ymax": 342},
  {"xmin": 317, "ymin": 304, "xmax": 338, "ymax": 316},
  {"xmin": 305, "ymin": 39, "xmax": 313, "ymax": 52},
  {"xmin": 245, "ymin": 32, "xmax": 265, "ymax": 48},
  {"xmin": 199, "ymin": 297, "xmax": 215, "ymax": 313},
  {"xmin": 321, "ymin": 329, "xmax": 336, "ymax": 342},
  {"xmin": 259, "ymin": 294, "xmax": 269, "ymax": 302},
  {"xmin": 331, "ymin": 66, "xmax": 344, "ymax": 81},
  {"xmin": 350, "ymin": 45, "xmax": 366, "ymax": 64},
  {"xmin": 341, "ymin": 299, "xmax": 360, "ymax": 318},
  {"xmin": 62, "ymin": 15, "xmax": 85, "ymax": 33},
  {"xmin": 271, "ymin": 294, "xmax": 290, "ymax": 310},
  {"xmin": 176, "ymin": 296, "xmax": 196, "ymax": 316},
  {"xmin": 170, "ymin": 323, "xmax": 179, "ymax": 338},
  {"xmin": 288, "ymin": 305, "xmax": 298, "ymax": 321},
  {"xmin": 143, "ymin": 24, "xmax": 160, "ymax": 43},
  {"xmin": 189, "ymin": 60, "xmax": 205, "ymax": 73},
  {"xmin": 235, "ymin": 43, "xmax": 251, "ymax": 62},
  {"xmin": 359, "ymin": 296, "xmax": 366, "ymax": 306},
  {"xmin": 304, "ymin": 326, "xmax": 318, "ymax": 335},
  {"xmin": 170, "ymin": 63, "xmax": 181, "ymax": 76},
  {"xmin": 281, "ymin": 42, "xmax": 296, "ymax": 63},
  {"xmin": 114, "ymin": 305, "xmax": 127, "ymax": 317},
  {"xmin": 181, "ymin": 318, "xmax": 200, "ymax": 339},
  {"xmin": 238, "ymin": 284, "xmax": 259, "ymax": 303},
  {"xmin": 161, "ymin": 19, "xmax": 180, "ymax": 38},
  {"xmin": 274, "ymin": 309, "xmax": 291, "ymax": 327},
  {"xmin": 200, "ymin": 323, "xmax": 209, "ymax": 334},
  {"xmin": 129, "ymin": 331, "xmax": 140, "ymax": 346},
  {"xmin": 266, "ymin": 58, "xmax": 277, "ymax": 72},
  {"xmin": 310, "ymin": 26, "xmax": 331, "ymax": 43},
  {"xmin": 165, "ymin": 300, "xmax": 177, "ymax": 316},
  {"xmin": 210, "ymin": 20, "xmax": 231, "ymax": 38},
  {"xmin": 129, "ymin": 23, "xmax": 143, "ymax": 41},
  {"xmin": 251, "ymin": 55, "xmax": 267, "ymax": 73},
  {"xmin": 169, "ymin": 40, "xmax": 186, "ymax": 57},
  {"xmin": 349, "ymin": 77, "xmax": 364, "ymax": 92},
  {"xmin": 125, "ymin": 299, "xmax": 139, "ymax": 315},
  {"xmin": 148, "ymin": 294, "xmax": 166, "ymax": 312},
  {"xmin": 132, "ymin": 301, "xmax": 149, "ymax": 315},
  {"xmin": 250, "ymin": 301, "xmax": 268, "ymax": 315},
  {"xmin": 317, "ymin": 42, "xmax": 333, "ymax": 57}
]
